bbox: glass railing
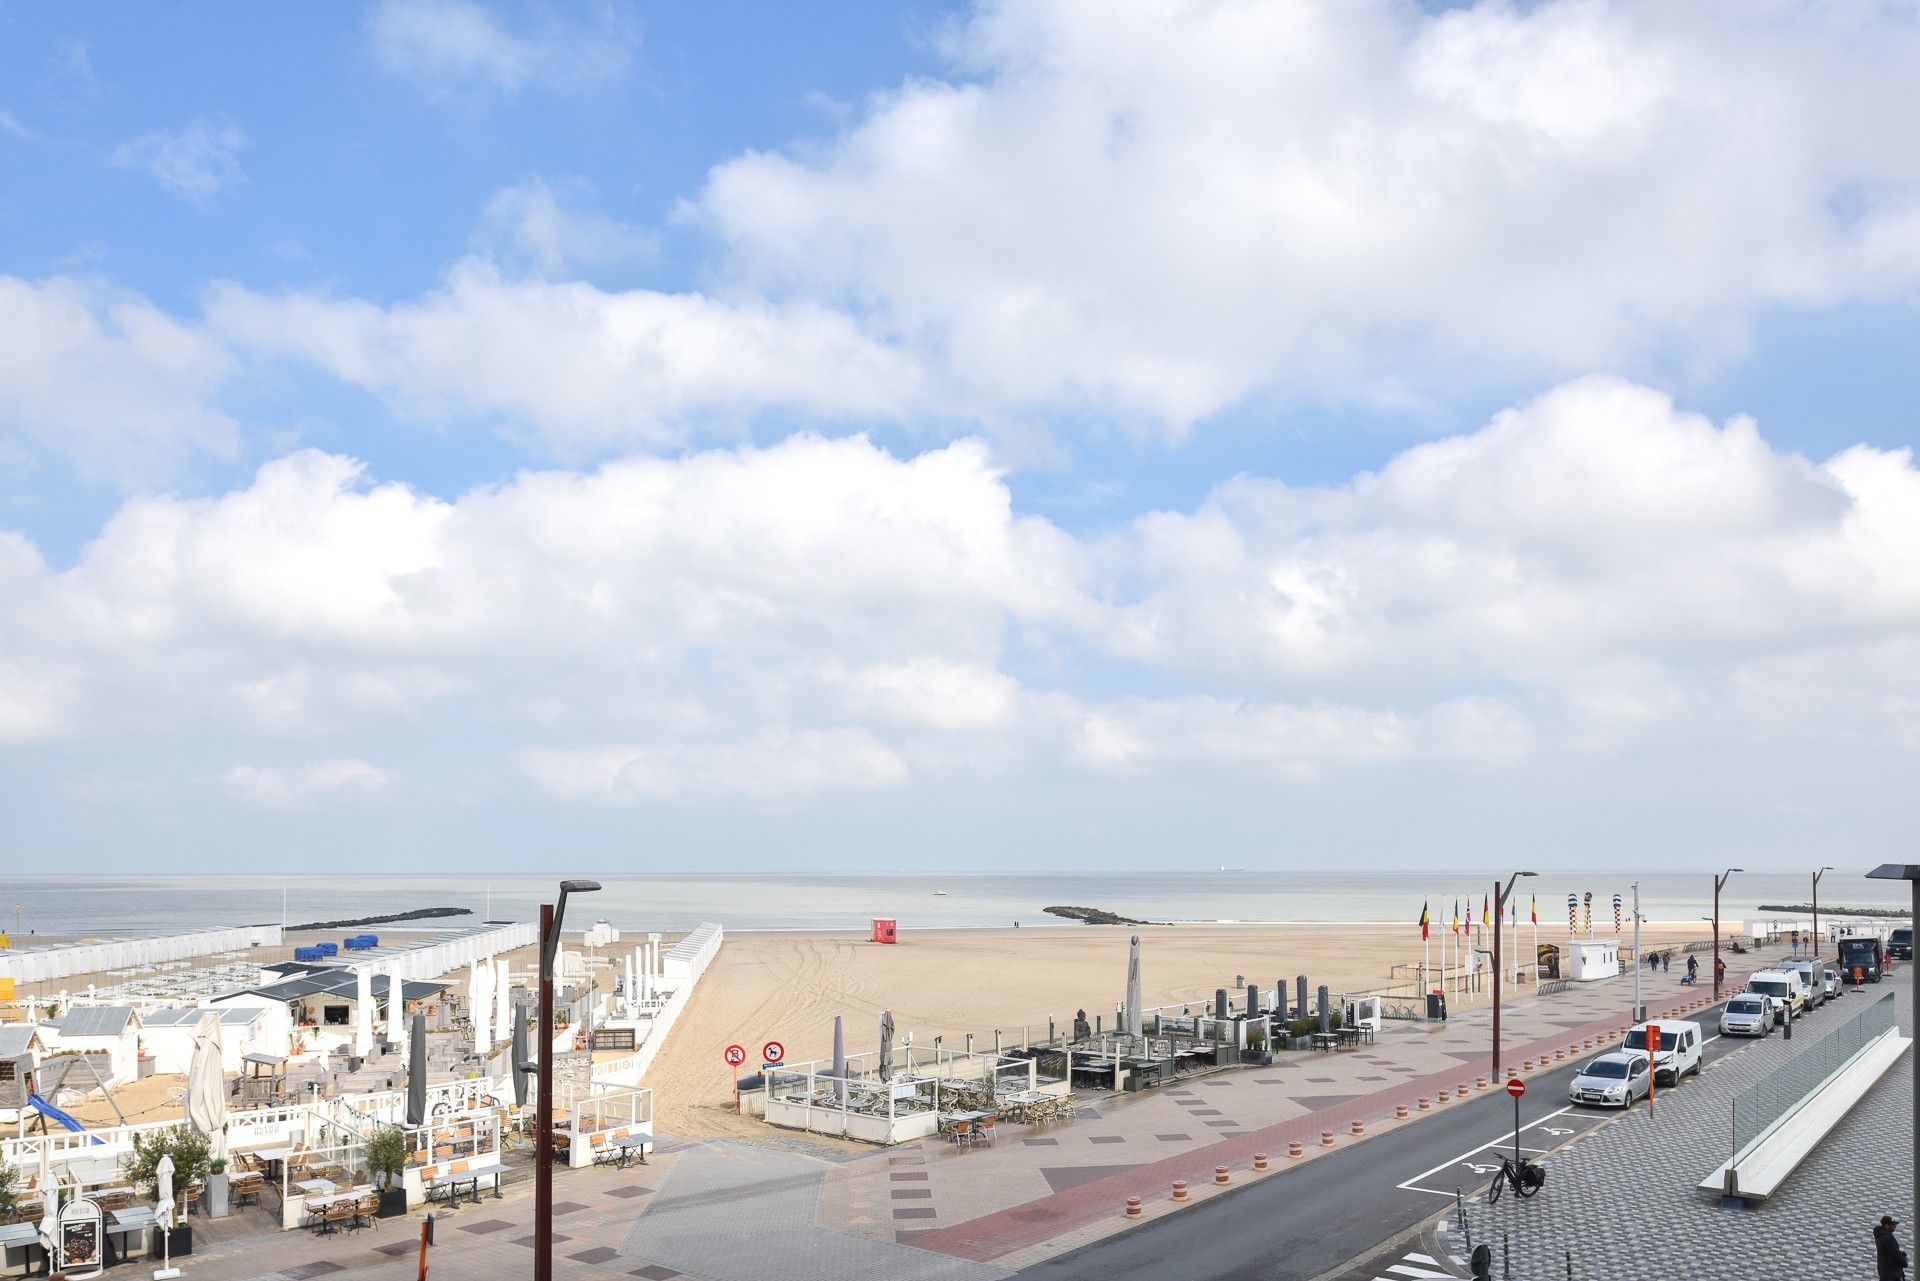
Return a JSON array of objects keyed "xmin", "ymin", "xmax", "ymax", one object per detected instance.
[{"xmin": 1730, "ymin": 991, "xmax": 1896, "ymax": 1164}]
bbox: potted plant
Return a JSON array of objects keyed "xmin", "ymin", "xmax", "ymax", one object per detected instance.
[
  {"xmin": 0, "ymin": 1160, "xmax": 20, "ymax": 1224},
  {"xmin": 127, "ymin": 1126, "xmax": 210, "ymax": 1256},
  {"xmin": 367, "ymin": 1124, "xmax": 411, "ymax": 1217},
  {"xmin": 206, "ymin": 1155, "xmax": 229, "ymax": 1219}
]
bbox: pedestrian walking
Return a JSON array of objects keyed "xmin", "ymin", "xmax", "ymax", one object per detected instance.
[
  {"xmin": 1662, "ymin": 952, "xmax": 1671, "ymax": 973},
  {"xmin": 1686, "ymin": 954, "xmax": 1697, "ymax": 979},
  {"xmin": 1715, "ymin": 956, "xmax": 1727, "ymax": 986},
  {"xmin": 1875, "ymin": 1214, "xmax": 1907, "ymax": 1281}
]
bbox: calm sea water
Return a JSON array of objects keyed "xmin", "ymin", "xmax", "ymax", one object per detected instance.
[{"xmin": 1, "ymin": 871, "xmax": 1905, "ymax": 938}]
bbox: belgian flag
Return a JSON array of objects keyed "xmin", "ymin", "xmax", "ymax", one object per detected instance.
[{"xmin": 1419, "ymin": 900, "xmax": 1430, "ymax": 941}]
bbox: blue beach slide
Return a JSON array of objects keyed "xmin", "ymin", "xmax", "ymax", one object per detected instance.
[{"xmin": 25, "ymin": 1094, "xmax": 105, "ymax": 1143}]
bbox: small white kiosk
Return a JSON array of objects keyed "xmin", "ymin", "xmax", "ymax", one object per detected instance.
[{"xmin": 1566, "ymin": 940, "xmax": 1621, "ymax": 982}]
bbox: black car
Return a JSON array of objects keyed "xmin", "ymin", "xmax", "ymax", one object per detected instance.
[{"xmin": 1890, "ymin": 928, "xmax": 1913, "ymax": 960}]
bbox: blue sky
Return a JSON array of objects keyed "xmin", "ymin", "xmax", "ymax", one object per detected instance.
[{"xmin": 3, "ymin": 0, "xmax": 1919, "ymax": 873}]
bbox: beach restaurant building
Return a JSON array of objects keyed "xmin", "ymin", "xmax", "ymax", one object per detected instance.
[
  {"xmin": 210, "ymin": 969, "xmax": 446, "ymax": 1055},
  {"xmin": 39, "ymin": 1005, "xmax": 144, "ymax": 1086},
  {"xmin": 137, "ymin": 1006, "xmax": 271, "ymax": 1073}
]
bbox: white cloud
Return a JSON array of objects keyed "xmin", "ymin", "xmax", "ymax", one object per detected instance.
[
  {"xmin": 366, "ymin": 0, "xmax": 637, "ymax": 96},
  {"xmin": 220, "ymin": 759, "xmax": 394, "ymax": 809},
  {"xmin": 113, "ymin": 117, "xmax": 248, "ymax": 201},
  {"xmin": 688, "ymin": 0, "xmax": 1920, "ymax": 429},
  {"xmin": 0, "ymin": 274, "xmax": 237, "ymax": 484},
  {"xmin": 3, "ymin": 377, "xmax": 1919, "ymax": 817},
  {"xmin": 0, "ymin": 109, "xmax": 30, "ymax": 140},
  {"xmin": 472, "ymin": 177, "xmax": 656, "ymax": 278},
  {"xmin": 517, "ymin": 729, "xmax": 908, "ymax": 802},
  {"xmin": 206, "ymin": 263, "xmax": 922, "ymax": 454}
]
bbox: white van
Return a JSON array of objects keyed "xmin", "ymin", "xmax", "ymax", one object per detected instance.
[
  {"xmin": 1623, "ymin": 1019, "xmax": 1703, "ymax": 1085},
  {"xmin": 1782, "ymin": 960, "xmax": 1825, "ymax": 1010},
  {"xmin": 1747, "ymin": 969, "xmax": 1809, "ymax": 1023}
]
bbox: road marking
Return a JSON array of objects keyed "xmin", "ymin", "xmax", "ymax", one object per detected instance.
[
  {"xmin": 1395, "ymin": 1105, "xmax": 1579, "ymax": 1197},
  {"xmin": 1381, "ymin": 1265, "xmax": 1455, "ymax": 1280}
]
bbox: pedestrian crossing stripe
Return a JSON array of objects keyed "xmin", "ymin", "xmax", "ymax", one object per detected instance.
[{"xmin": 1374, "ymin": 1256, "xmax": 1456, "ymax": 1280}]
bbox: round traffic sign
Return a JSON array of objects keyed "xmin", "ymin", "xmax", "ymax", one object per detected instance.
[
  {"xmin": 762, "ymin": 1040, "xmax": 786, "ymax": 1064},
  {"xmin": 1506, "ymin": 1077, "xmax": 1526, "ymax": 1098},
  {"xmin": 724, "ymin": 1044, "xmax": 746, "ymax": 1067}
]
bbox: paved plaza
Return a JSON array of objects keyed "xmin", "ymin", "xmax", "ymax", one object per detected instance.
[
  {"xmin": 1459, "ymin": 955, "xmax": 1913, "ymax": 1280},
  {"xmin": 148, "ymin": 957, "xmax": 1749, "ymax": 1280}
]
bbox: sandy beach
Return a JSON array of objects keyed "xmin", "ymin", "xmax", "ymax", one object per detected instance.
[{"xmin": 644, "ymin": 921, "xmax": 1715, "ymax": 1142}]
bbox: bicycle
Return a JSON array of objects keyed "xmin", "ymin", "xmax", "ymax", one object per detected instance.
[{"xmin": 1486, "ymin": 1153, "xmax": 1545, "ymax": 1203}]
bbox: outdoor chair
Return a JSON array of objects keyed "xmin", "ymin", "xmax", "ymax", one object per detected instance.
[
  {"xmin": 976, "ymin": 1115, "xmax": 997, "ymax": 1147},
  {"xmin": 949, "ymin": 1119, "xmax": 973, "ymax": 1148},
  {"xmin": 181, "ymin": 1181, "xmax": 204, "ymax": 1217},
  {"xmin": 324, "ymin": 1200, "xmax": 353, "ymax": 1235},
  {"xmin": 348, "ymin": 1191, "xmax": 380, "ymax": 1231}
]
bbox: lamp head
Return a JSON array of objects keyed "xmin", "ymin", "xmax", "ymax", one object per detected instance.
[
  {"xmin": 560, "ymin": 880, "xmax": 602, "ymax": 894},
  {"xmin": 1867, "ymin": 864, "xmax": 1920, "ymax": 881}
]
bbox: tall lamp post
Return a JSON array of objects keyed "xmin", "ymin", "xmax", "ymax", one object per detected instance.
[
  {"xmin": 535, "ymin": 879, "xmax": 600, "ymax": 1281},
  {"xmin": 1631, "ymin": 881, "xmax": 1644, "ymax": 1023},
  {"xmin": 1866, "ymin": 864, "xmax": 1919, "ymax": 1255},
  {"xmin": 1713, "ymin": 868, "xmax": 1743, "ymax": 999},
  {"xmin": 1491, "ymin": 870, "xmax": 1538, "ymax": 1080},
  {"xmin": 1813, "ymin": 866, "xmax": 1834, "ymax": 961}
]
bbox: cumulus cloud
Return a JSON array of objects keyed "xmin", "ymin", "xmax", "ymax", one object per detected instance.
[
  {"xmin": 690, "ymin": 0, "xmax": 1920, "ymax": 429},
  {"xmin": 0, "ymin": 274, "xmax": 237, "ymax": 484},
  {"xmin": 220, "ymin": 759, "xmax": 394, "ymax": 809},
  {"xmin": 517, "ymin": 729, "xmax": 908, "ymax": 802},
  {"xmin": 206, "ymin": 263, "xmax": 922, "ymax": 454},
  {"xmin": 2, "ymin": 377, "xmax": 1918, "ymax": 813},
  {"xmin": 472, "ymin": 177, "xmax": 657, "ymax": 278},
  {"xmin": 366, "ymin": 0, "xmax": 637, "ymax": 96},
  {"xmin": 113, "ymin": 117, "xmax": 249, "ymax": 201}
]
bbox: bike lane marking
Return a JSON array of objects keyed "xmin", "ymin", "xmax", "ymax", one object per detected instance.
[{"xmin": 1394, "ymin": 1104, "xmax": 1591, "ymax": 1197}]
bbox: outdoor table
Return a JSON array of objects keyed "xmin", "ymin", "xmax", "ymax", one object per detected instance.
[
  {"xmin": 1310, "ymin": 1031, "xmax": 1340, "ymax": 1052},
  {"xmin": 296, "ymin": 1178, "xmax": 337, "ymax": 1196},
  {"xmin": 107, "ymin": 1207, "xmax": 156, "ymax": 1260},
  {"xmin": 601, "ymin": 1132, "xmax": 652, "ymax": 1169},
  {"xmin": 253, "ymin": 1145, "xmax": 295, "ymax": 1181},
  {"xmin": 0, "ymin": 1221, "xmax": 42, "ymax": 1278},
  {"xmin": 428, "ymin": 1161, "xmax": 506, "ymax": 1206}
]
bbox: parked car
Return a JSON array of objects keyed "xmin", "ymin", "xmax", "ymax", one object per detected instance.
[
  {"xmin": 1568, "ymin": 1052, "xmax": 1652, "ymax": 1108},
  {"xmin": 1782, "ymin": 961, "xmax": 1825, "ymax": 1009},
  {"xmin": 1623, "ymin": 1019, "xmax": 1703, "ymax": 1084},
  {"xmin": 1719, "ymin": 994, "xmax": 1773, "ymax": 1037},
  {"xmin": 1889, "ymin": 928, "xmax": 1913, "ymax": 961},
  {"xmin": 1836, "ymin": 935, "xmax": 1885, "ymax": 983},
  {"xmin": 1747, "ymin": 969, "xmax": 1808, "ymax": 1023},
  {"xmin": 1821, "ymin": 967, "xmax": 1842, "ymax": 998}
]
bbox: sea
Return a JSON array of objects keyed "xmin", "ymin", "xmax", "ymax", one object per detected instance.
[{"xmin": 1, "ymin": 870, "xmax": 1906, "ymax": 938}]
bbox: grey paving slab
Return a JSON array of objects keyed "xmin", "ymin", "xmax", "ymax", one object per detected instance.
[{"xmin": 621, "ymin": 1143, "xmax": 1010, "ymax": 1281}]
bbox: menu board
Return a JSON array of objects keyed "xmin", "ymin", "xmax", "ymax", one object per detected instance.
[
  {"xmin": 60, "ymin": 1217, "xmax": 100, "ymax": 1266},
  {"xmin": 57, "ymin": 1196, "xmax": 105, "ymax": 1279}
]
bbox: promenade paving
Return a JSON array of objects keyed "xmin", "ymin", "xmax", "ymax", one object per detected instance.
[
  {"xmin": 1459, "ymin": 950, "xmax": 1913, "ymax": 1280},
  {"xmin": 153, "ymin": 957, "xmax": 1726, "ymax": 1280}
]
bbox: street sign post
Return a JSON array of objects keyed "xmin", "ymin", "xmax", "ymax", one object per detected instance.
[
  {"xmin": 1507, "ymin": 1077, "xmax": 1525, "ymax": 1163},
  {"xmin": 1646, "ymin": 1024, "xmax": 1661, "ymax": 1112},
  {"xmin": 725, "ymin": 1043, "xmax": 747, "ymax": 1105},
  {"xmin": 762, "ymin": 1040, "xmax": 785, "ymax": 1065}
]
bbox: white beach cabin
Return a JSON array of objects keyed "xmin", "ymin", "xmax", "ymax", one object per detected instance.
[
  {"xmin": 138, "ymin": 1006, "xmax": 270, "ymax": 1073},
  {"xmin": 1566, "ymin": 941, "xmax": 1621, "ymax": 982},
  {"xmin": 42, "ymin": 1005, "xmax": 143, "ymax": 1085}
]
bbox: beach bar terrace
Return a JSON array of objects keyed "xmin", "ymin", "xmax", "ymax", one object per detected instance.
[{"xmin": 764, "ymin": 1045, "xmax": 1069, "ymax": 1145}]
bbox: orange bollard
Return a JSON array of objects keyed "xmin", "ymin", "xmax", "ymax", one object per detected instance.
[
  {"xmin": 1171, "ymin": 1180, "xmax": 1188, "ymax": 1202},
  {"xmin": 1395, "ymin": 1104, "xmax": 1409, "ymax": 1119},
  {"xmin": 1214, "ymin": 1165, "xmax": 1230, "ymax": 1185},
  {"xmin": 1125, "ymin": 1195, "xmax": 1142, "ymax": 1219},
  {"xmin": 1437, "ymin": 1090, "xmax": 1450, "ymax": 1103},
  {"xmin": 1252, "ymin": 1153, "xmax": 1269, "ymax": 1171},
  {"xmin": 1476, "ymin": 1076, "xmax": 1489, "ymax": 1090},
  {"xmin": 1288, "ymin": 1139, "xmax": 1304, "ymax": 1158},
  {"xmin": 1320, "ymin": 1130, "xmax": 1335, "ymax": 1147},
  {"xmin": 1418, "ymin": 1097, "xmax": 1431, "ymax": 1111},
  {"xmin": 1350, "ymin": 1119, "xmax": 1364, "ymax": 1136}
]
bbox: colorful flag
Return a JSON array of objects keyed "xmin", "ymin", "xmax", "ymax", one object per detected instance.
[
  {"xmin": 1483, "ymin": 892, "xmax": 1490, "ymax": 924},
  {"xmin": 1530, "ymin": 894, "xmax": 1538, "ymax": 924},
  {"xmin": 1452, "ymin": 900, "xmax": 1460, "ymax": 934},
  {"xmin": 1420, "ymin": 901, "xmax": 1430, "ymax": 941}
]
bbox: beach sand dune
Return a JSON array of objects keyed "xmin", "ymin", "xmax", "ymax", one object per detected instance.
[{"xmin": 647, "ymin": 922, "xmax": 1706, "ymax": 1143}]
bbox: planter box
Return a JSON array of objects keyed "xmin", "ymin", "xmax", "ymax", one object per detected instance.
[
  {"xmin": 206, "ymin": 1172, "xmax": 229, "ymax": 1219},
  {"xmin": 377, "ymin": 1189, "xmax": 408, "ymax": 1219},
  {"xmin": 153, "ymin": 1224, "xmax": 192, "ymax": 1257},
  {"xmin": 137, "ymin": 1056, "xmax": 156, "ymax": 1080}
]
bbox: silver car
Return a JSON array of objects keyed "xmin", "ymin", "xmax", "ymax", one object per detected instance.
[
  {"xmin": 1822, "ymin": 967, "xmax": 1842, "ymax": 998},
  {"xmin": 1719, "ymin": 993, "xmax": 1773, "ymax": 1037},
  {"xmin": 1568, "ymin": 1052, "xmax": 1651, "ymax": 1108}
]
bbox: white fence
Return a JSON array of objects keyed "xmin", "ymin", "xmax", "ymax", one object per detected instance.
[{"xmin": 594, "ymin": 923, "xmax": 722, "ymax": 1087}]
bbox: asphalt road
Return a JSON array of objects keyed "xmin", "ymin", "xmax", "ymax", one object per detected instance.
[{"xmin": 1016, "ymin": 992, "xmax": 1777, "ymax": 1281}]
